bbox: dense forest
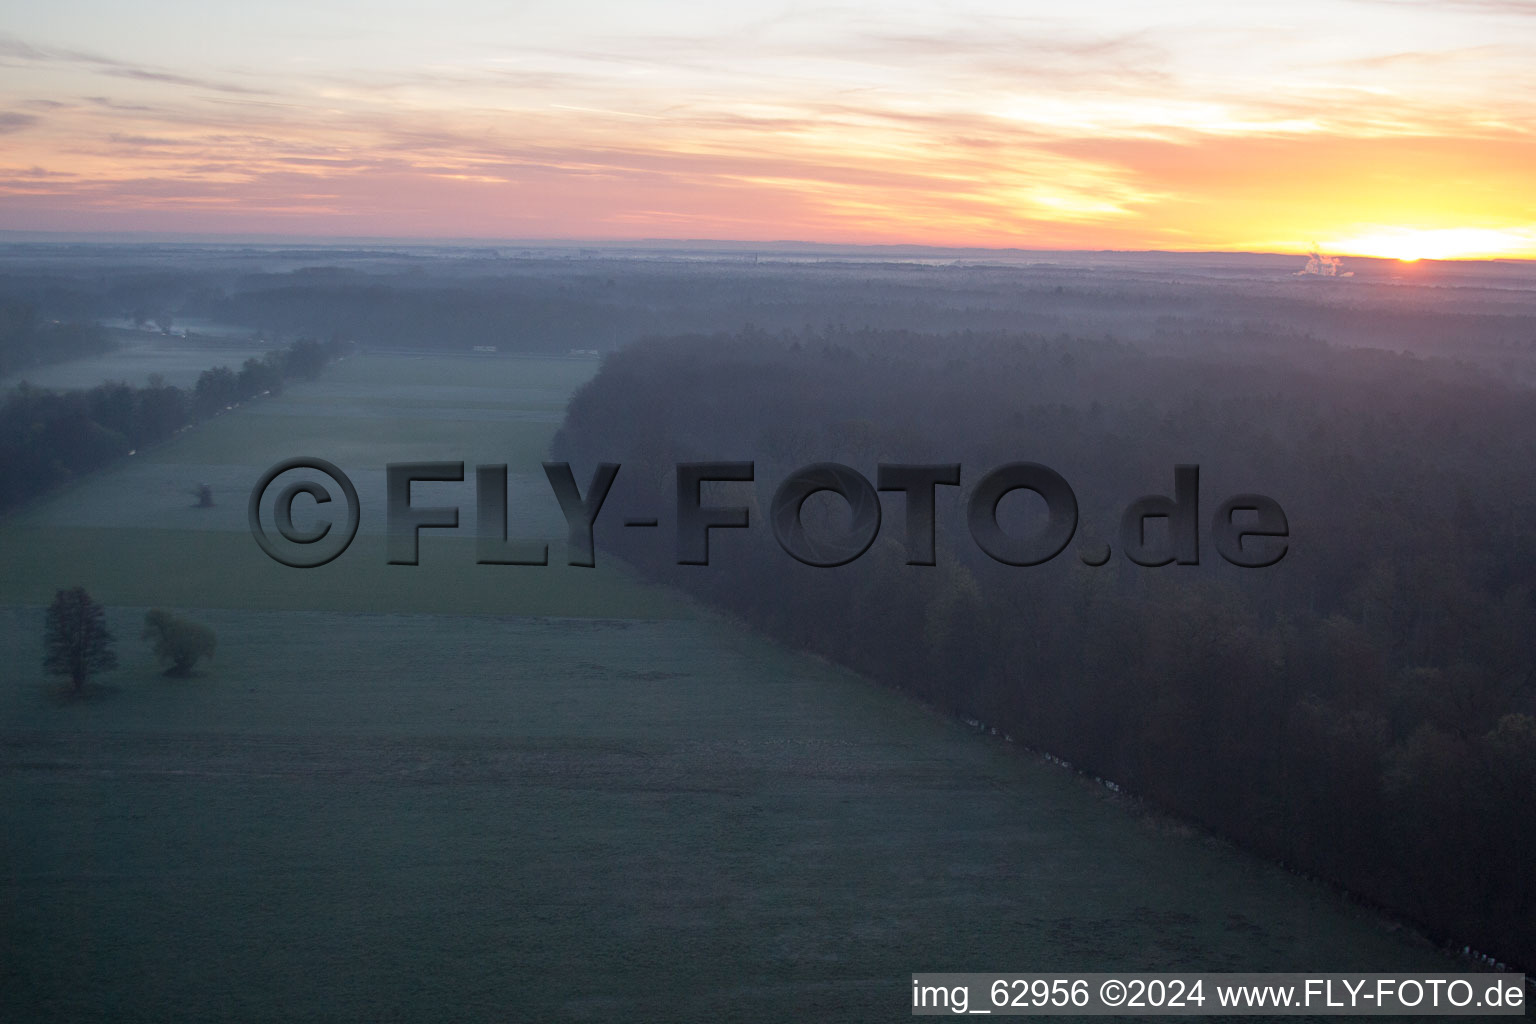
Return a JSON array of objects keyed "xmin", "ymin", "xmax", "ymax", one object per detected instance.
[
  {"xmin": 0, "ymin": 337, "xmax": 349, "ymax": 513},
  {"xmin": 553, "ymin": 326, "xmax": 1536, "ymax": 970}
]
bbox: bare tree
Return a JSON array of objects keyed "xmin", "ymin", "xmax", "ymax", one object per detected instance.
[{"xmin": 43, "ymin": 587, "xmax": 117, "ymax": 693}]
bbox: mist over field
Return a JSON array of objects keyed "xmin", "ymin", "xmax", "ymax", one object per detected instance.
[{"xmin": 1, "ymin": 242, "xmax": 1533, "ymax": 1020}]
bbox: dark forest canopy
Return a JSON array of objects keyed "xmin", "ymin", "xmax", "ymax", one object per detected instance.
[{"xmin": 554, "ymin": 325, "xmax": 1536, "ymax": 970}]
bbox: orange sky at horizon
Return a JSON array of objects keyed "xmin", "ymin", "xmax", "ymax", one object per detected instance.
[{"xmin": 2, "ymin": 1, "xmax": 1534, "ymax": 259}]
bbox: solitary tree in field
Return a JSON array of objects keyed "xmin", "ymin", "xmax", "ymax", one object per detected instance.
[
  {"xmin": 141, "ymin": 609, "xmax": 217, "ymax": 677},
  {"xmin": 43, "ymin": 587, "xmax": 118, "ymax": 693}
]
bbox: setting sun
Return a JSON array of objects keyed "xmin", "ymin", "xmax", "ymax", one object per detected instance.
[{"xmin": 1325, "ymin": 228, "xmax": 1536, "ymax": 263}]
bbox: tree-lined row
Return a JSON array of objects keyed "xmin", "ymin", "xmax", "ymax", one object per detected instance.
[
  {"xmin": 553, "ymin": 327, "xmax": 1536, "ymax": 970},
  {"xmin": 0, "ymin": 336, "xmax": 351, "ymax": 512}
]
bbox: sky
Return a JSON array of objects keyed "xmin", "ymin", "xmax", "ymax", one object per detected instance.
[{"xmin": 2, "ymin": 0, "xmax": 1534, "ymax": 258}]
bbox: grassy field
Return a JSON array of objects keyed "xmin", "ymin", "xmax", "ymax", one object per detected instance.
[{"xmin": 1, "ymin": 351, "xmax": 1453, "ymax": 1022}]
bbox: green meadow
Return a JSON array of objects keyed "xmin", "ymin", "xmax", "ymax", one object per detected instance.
[{"xmin": 1, "ymin": 352, "xmax": 1451, "ymax": 1021}]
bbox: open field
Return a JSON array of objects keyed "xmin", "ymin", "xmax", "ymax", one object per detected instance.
[
  {"xmin": 1, "ymin": 349, "xmax": 1455, "ymax": 1021},
  {"xmin": 0, "ymin": 353, "xmax": 664, "ymax": 617}
]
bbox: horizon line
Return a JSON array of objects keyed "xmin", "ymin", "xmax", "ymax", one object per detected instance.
[{"xmin": 2, "ymin": 231, "xmax": 1532, "ymax": 265}]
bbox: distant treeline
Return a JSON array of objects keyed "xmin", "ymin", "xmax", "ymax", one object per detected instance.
[
  {"xmin": 0, "ymin": 337, "xmax": 349, "ymax": 512},
  {"xmin": 554, "ymin": 327, "xmax": 1536, "ymax": 970},
  {"xmin": 191, "ymin": 270, "xmax": 1536, "ymax": 373},
  {"xmin": 0, "ymin": 302, "xmax": 116, "ymax": 378},
  {"xmin": 4, "ymin": 258, "xmax": 1533, "ymax": 376}
]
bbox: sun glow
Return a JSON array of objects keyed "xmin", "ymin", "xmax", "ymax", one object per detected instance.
[
  {"xmin": 1325, "ymin": 227, "xmax": 1536, "ymax": 262},
  {"xmin": 2, "ymin": 3, "xmax": 1536, "ymax": 250}
]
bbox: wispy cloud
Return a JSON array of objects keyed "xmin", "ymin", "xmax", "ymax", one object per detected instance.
[
  {"xmin": 0, "ymin": 32, "xmax": 265, "ymax": 95},
  {"xmin": 1354, "ymin": 0, "xmax": 1536, "ymax": 15},
  {"xmin": 0, "ymin": 3, "xmax": 1533, "ymax": 251}
]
